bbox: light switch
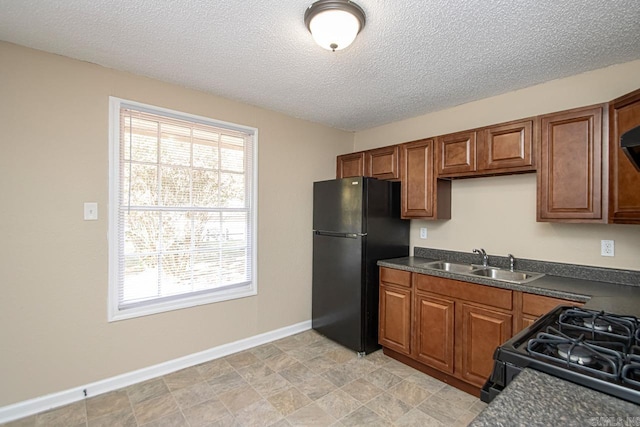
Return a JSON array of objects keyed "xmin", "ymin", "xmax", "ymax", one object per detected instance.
[{"xmin": 84, "ymin": 202, "xmax": 98, "ymax": 220}]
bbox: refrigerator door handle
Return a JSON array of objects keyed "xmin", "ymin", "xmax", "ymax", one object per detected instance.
[{"xmin": 314, "ymin": 230, "xmax": 367, "ymax": 238}]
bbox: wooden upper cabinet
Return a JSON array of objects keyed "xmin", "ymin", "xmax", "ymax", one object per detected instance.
[
  {"xmin": 537, "ymin": 104, "xmax": 606, "ymax": 223},
  {"xmin": 478, "ymin": 119, "xmax": 536, "ymax": 172},
  {"xmin": 365, "ymin": 145, "xmax": 400, "ymax": 180},
  {"xmin": 609, "ymin": 89, "xmax": 640, "ymax": 224},
  {"xmin": 336, "ymin": 152, "xmax": 365, "ymax": 178},
  {"xmin": 400, "ymin": 139, "xmax": 451, "ymax": 220},
  {"xmin": 337, "ymin": 146, "xmax": 399, "ymax": 180},
  {"xmin": 437, "ymin": 131, "xmax": 477, "ymax": 176},
  {"xmin": 437, "ymin": 120, "xmax": 536, "ymax": 178}
]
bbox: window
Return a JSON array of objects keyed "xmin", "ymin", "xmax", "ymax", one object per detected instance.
[{"xmin": 108, "ymin": 98, "xmax": 257, "ymax": 321}]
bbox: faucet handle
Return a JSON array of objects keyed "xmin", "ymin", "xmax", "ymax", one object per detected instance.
[{"xmin": 507, "ymin": 254, "xmax": 515, "ymax": 271}]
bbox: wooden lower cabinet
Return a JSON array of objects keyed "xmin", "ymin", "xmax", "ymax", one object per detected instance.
[
  {"xmin": 516, "ymin": 292, "xmax": 583, "ymax": 333},
  {"xmin": 460, "ymin": 303, "xmax": 512, "ymax": 387},
  {"xmin": 378, "ymin": 268, "xmax": 588, "ymax": 395},
  {"xmin": 522, "ymin": 314, "xmax": 538, "ymax": 330},
  {"xmin": 379, "ymin": 283, "xmax": 412, "ymax": 355},
  {"xmin": 415, "ymin": 292, "xmax": 455, "ymax": 373},
  {"xmin": 379, "ymin": 268, "xmax": 515, "ymax": 394}
]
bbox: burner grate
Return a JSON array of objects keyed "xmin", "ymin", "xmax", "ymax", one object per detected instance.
[
  {"xmin": 622, "ymin": 363, "xmax": 640, "ymax": 389},
  {"xmin": 485, "ymin": 306, "xmax": 640, "ymax": 406},
  {"xmin": 558, "ymin": 308, "xmax": 638, "ymax": 347},
  {"xmin": 527, "ymin": 328, "xmax": 623, "ymax": 380}
]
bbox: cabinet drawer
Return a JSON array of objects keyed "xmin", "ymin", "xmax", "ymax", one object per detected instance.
[
  {"xmin": 380, "ymin": 267, "xmax": 411, "ymax": 288},
  {"xmin": 414, "ymin": 274, "xmax": 512, "ymax": 310},
  {"xmin": 522, "ymin": 293, "xmax": 582, "ymax": 317}
]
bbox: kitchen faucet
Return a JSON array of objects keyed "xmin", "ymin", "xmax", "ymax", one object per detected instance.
[
  {"xmin": 473, "ymin": 248, "xmax": 489, "ymax": 267},
  {"xmin": 508, "ymin": 254, "xmax": 515, "ymax": 271}
]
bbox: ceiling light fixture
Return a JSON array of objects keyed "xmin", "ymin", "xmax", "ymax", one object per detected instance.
[{"xmin": 304, "ymin": 0, "xmax": 366, "ymax": 52}]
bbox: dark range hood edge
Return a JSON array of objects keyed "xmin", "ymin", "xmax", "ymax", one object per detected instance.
[{"xmin": 621, "ymin": 125, "xmax": 640, "ymax": 171}]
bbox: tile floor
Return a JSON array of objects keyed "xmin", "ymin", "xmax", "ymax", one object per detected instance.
[{"xmin": 2, "ymin": 330, "xmax": 486, "ymax": 427}]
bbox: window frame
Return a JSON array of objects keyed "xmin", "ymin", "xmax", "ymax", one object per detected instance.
[{"xmin": 108, "ymin": 97, "xmax": 258, "ymax": 322}]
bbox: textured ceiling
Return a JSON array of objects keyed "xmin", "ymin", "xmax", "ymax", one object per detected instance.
[{"xmin": 1, "ymin": 1, "xmax": 639, "ymax": 131}]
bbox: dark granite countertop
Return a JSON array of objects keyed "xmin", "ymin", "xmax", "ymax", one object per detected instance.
[
  {"xmin": 377, "ymin": 251, "xmax": 640, "ymax": 317},
  {"xmin": 469, "ymin": 369, "xmax": 640, "ymax": 427}
]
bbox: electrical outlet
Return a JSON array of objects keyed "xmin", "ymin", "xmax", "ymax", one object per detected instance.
[
  {"xmin": 601, "ymin": 240, "xmax": 614, "ymax": 257},
  {"xmin": 419, "ymin": 227, "xmax": 427, "ymax": 239}
]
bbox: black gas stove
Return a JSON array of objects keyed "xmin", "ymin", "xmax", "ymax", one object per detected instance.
[{"xmin": 481, "ymin": 306, "xmax": 640, "ymax": 405}]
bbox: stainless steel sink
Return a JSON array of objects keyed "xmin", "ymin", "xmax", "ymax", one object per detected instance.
[
  {"xmin": 469, "ymin": 267, "xmax": 545, "ymax": 284},
  {"xmin": 420, "ymin": 261, "xmax": 480, "ymax": 274},
  {"xmin": 417, "ymin": 260, "xmax": 545, "ymax": 284}
]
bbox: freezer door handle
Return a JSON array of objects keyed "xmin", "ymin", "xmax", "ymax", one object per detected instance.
[{"xmin": 314, "ymin": 230, "xmax": 367, "ymax": 238}]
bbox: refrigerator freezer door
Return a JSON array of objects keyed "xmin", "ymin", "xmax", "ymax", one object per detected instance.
[
  {"xmin": 312, "ymin": 232, "xmax": 364, "ymax": 353},
  {"xmin": 313, "ymin": 177, "xmax": 364, "ymax": 234}
]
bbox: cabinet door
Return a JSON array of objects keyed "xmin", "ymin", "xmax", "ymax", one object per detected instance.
[
  {"xmin": 522, "ymin": 315, "xmax": 538, "ymax": 330},
  {"xmin": 478, "ymin": 119, "xmax": 535, "ymax": 172},
  {"xmin": 365, "ymin": 146, "xmax": 400, "ymax": 180},
  {"xmin": 379, "ymin": 284, "xmax": 412, "ymax": 355},
  {"xmin": 538, "ymin": 105, "xmax": 605, "ymax": 222},
  {"xmin": 415, "ymin": 292, "xmax": 455, "ymax": 373},
  {"xmin": 400, "ymin": 139, "xmax": 451, "ymax": 219},
  {"xmin": 336, "ymin": 152, "xmax": 365, "ymax": 178},
  {"xmin": 437, "ymin": 131, "xmax": 477, "ymax": 176},
  {"xmin": 609, "ymin": 89, "xmax": 640, "ymax": 224},
  {"xmin": 460, "ymin": 304, "xmax": 512, "ymax": 387}
]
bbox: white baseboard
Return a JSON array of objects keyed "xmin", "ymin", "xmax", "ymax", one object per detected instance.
[{"xmin": 0, "ymin": 320, "xmax": 312, "ymax": 424}]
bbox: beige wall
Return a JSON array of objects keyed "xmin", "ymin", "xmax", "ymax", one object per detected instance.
[
  {"xmin": 354, "ymin": 60, "xmax": 640, "ymax": 270},
  {"xmin": 2, "ymin": 41, "xmax": 639, "ymax": 409},
  {"xmin": 0, "ymin": 42, "xmax": 352, "ymax": 406}
]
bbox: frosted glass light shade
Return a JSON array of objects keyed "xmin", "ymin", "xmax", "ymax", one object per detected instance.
[
  {"xmin": 309, "ymin": 10, "xmax": 360, "ymax": 51},
  {"xmin": 304, "ymin": 0, "xmax": 366, "ymax": 52}
]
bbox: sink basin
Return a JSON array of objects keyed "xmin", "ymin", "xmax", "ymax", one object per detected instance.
[
  {"xmin": 420, "ymin": 261, "xmax": 480, "ymax": 274},
  {"xmin": 469, "ymin": 268, "xmax": 545, "ymax": 284},
  {"xmin": 416, "ymin": 259, "xmax": 545, "ymax": 284}
]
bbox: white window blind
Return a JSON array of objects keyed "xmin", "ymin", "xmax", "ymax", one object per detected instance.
[{"xmin": 108, "ymin": 98, "xmax": 257, "ymax": 320}]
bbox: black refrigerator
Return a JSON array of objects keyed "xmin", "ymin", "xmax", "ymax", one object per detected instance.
[{"xmin": 312, "ymin": 177, "xmax": 409, "ymax": 355}]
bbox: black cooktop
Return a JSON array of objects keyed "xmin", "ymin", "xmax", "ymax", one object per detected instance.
[{"xmin": 484, "ymin": 306, "xmax": 640, "ymax": 405}]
